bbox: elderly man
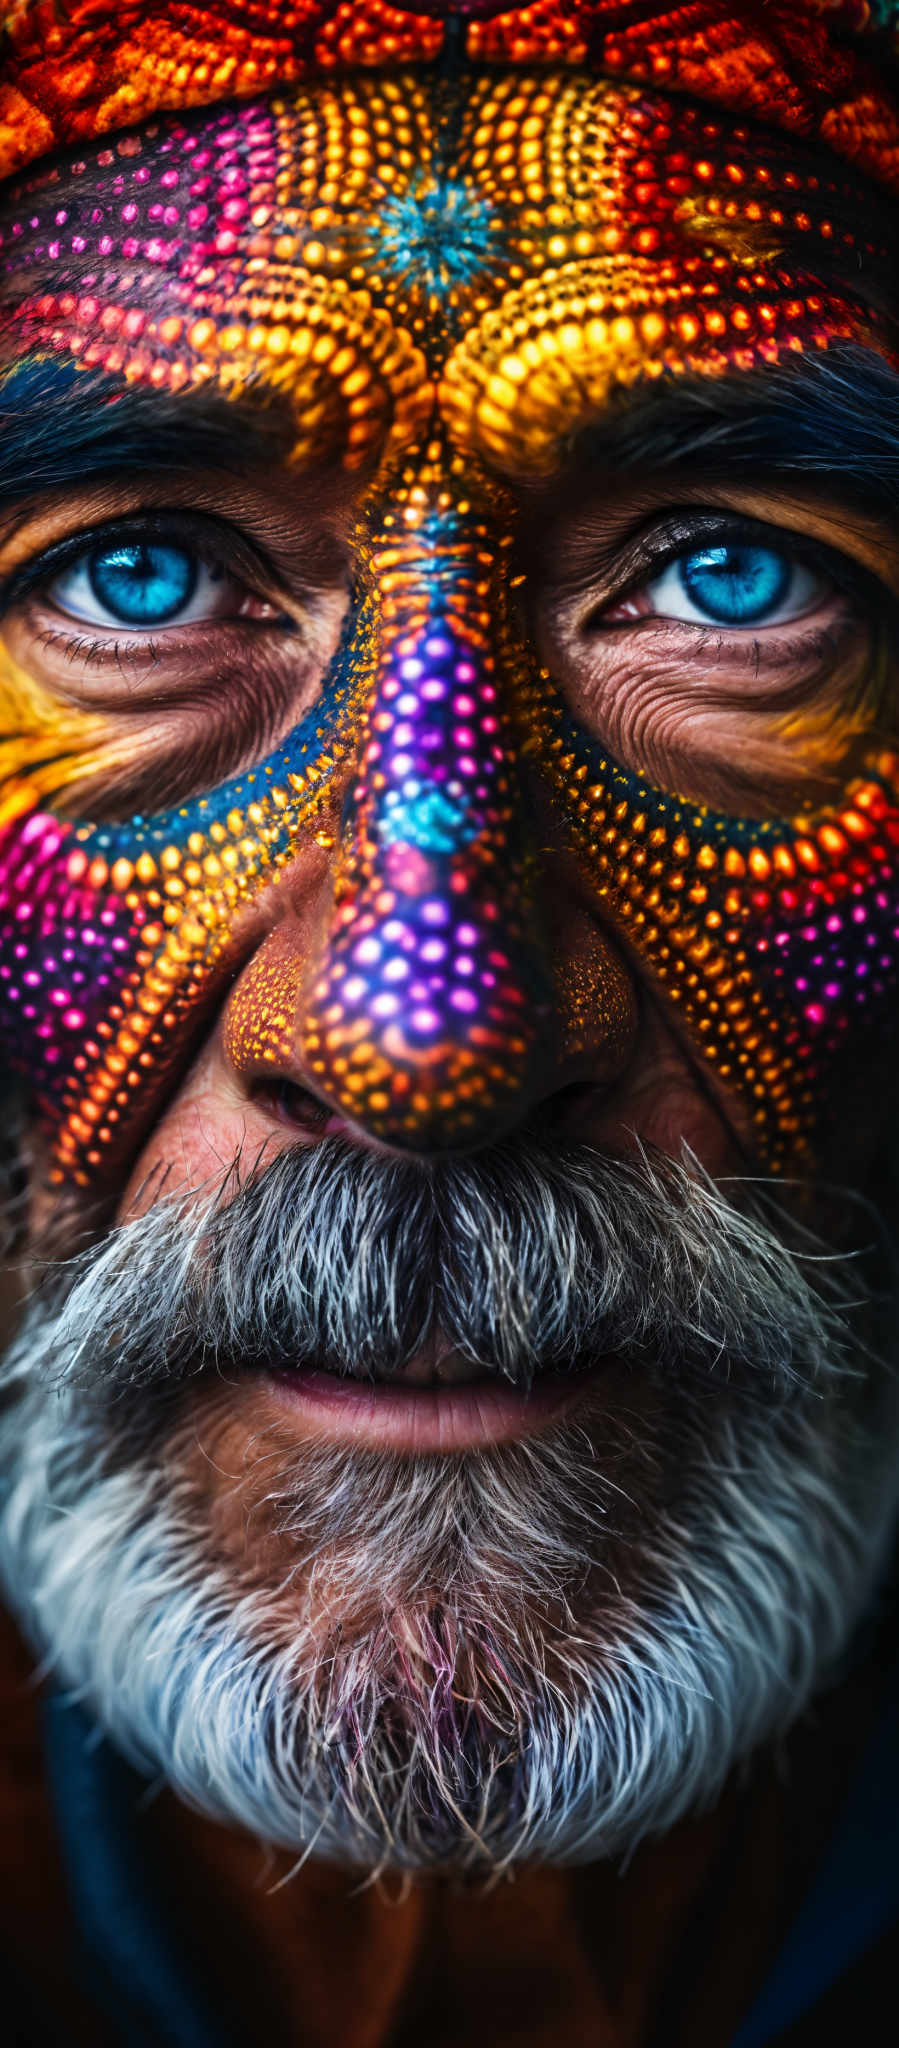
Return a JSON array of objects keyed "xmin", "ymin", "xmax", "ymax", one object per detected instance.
[{"xmin": 0, "ymin": 0, "xmax": 897, "ymax": 2039}]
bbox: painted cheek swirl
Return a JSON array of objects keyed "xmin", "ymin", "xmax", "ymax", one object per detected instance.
[{"xmin": 0, "ymin": 657, "xmax": 365, "ymax": 1186}]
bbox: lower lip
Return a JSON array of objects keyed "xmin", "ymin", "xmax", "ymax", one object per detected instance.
[{"xmin": 267, "ymin": 1364, "xmax": 596, "ymax": 1452}]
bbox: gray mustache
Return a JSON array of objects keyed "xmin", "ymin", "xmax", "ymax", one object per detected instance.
[{"xmin": 37, "ymin": 1137, "xmax": 855, "ymax": 1399}]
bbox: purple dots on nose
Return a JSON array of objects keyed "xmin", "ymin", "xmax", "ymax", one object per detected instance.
[
  {"xmin": 411, "ymin": 1007, "xmax": 440, "ymax": 1036},
  {"xmin": 450, "ymin": 989, "xmax": 478, "ymax": 1014}
]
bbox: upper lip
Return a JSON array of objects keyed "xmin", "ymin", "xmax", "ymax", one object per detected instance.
[{"xmin": 363, "ymin": 1330, "xmax": 492, "ymax": 1388}]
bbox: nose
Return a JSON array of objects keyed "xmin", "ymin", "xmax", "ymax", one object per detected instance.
[
  {"xmin": 298, "ymin": 453, "xmax": 553, "ymax": 1149},
  {"xmin": 221, "ymin": 448, "xmax": 636, "ymax": 1156}
]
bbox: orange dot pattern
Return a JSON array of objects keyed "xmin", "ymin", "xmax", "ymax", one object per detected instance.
[{"xmin": 3, "ymin": 2, "xmax": 899, "ymax": 193}]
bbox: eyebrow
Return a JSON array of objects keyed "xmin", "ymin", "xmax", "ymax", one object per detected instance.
[
  {"xmin": 0, "ymin": 356, "xmax": 299, "ymax": 515},
  {"xmin": 564, "ymin": 345, "xmax": 899, "ymax": 518},
  {"xmin": 0, "ymin": 342, "xmax": 898, "ymax": 524}
]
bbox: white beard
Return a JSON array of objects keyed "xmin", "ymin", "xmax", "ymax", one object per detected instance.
[{"xmin": 1, "ymin": 1302, "xmax": 897, "ymax": 1874}]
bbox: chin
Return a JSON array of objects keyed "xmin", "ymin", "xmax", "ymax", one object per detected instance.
[{"xmin": 1, "ymin": 1304, "xmax": 897, "ymax": 1875}]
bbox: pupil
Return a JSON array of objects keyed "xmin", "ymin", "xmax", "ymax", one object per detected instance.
[
  {"xmin": 680, "ymin": 544, "xmax": 790, "ymax": 625},
  {"xmin": 88, "ymin": 542, "xmax": 196, "ymax": 625}
]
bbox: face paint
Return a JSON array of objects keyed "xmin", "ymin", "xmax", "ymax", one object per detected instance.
[{"xmin": 0, "ymin": 64, "xmax": 898, "ymax": 1184}]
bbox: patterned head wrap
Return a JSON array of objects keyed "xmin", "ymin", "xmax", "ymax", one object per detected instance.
[{"xmin": 1, "ymin": 2, "xmax": 899, "ymax": 188}]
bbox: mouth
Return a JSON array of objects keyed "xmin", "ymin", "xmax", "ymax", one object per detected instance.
[
  {"xmin": 263, "ymin": 1320, "xmax": 601, "ymax": 1453},
  {"xmin": 268, "ymin": 1356, "xmax": 598, "ymax": 1453}
]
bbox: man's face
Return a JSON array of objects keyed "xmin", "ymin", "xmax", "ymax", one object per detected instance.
[{"xmin": 0, "ymin": 62, "xmax": 898, "ymax": 1872}]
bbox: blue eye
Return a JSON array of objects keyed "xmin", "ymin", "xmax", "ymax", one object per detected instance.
[
  {"xmin": 87, "ymin": 542, "xmax": 197, "ymax": 625},
  {"xmin": 47, "ymin": 536, "xmax": 238, "ymax": 630},
  {"xmin": 679, "ymin": 544, "xmax": 790, "ymax": 625},
  {"xmin": 642, "ymin": 540, "xmax": 822, "ymax": 629}
]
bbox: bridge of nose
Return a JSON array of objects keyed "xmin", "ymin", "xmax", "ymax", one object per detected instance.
[{"xmin": 291, "ymin": 445, "xmax": 554, "ymax": 1150}]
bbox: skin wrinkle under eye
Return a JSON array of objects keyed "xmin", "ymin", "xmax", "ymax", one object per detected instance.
[
  {"xmin": 0, "ymin": 72, "xmax": 899, "ymax": 1180},
  {"xmin": 570, "ymin": 628, "xmax": 888, "ymax": 819},
  {"xmin": 534, "ymin": 546, "xmax": 893, "ymax": 814}
]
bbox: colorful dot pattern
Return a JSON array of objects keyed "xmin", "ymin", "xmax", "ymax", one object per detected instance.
[
  {"xmin": 0, "ymin": 51, "xmax": 896, "ymax": 1178},
  {"xmin": 3, "ymin": 4, "xmax": 899, "ymax": 193},
  {"xmin": 301, "ymin": 481, "xmax": 550, "ymax": 1145}
]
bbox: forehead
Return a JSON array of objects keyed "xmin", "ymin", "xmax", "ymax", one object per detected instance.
[{"xmin": 0, "ymin": 67, "xmax": 891, "ymax": 479}]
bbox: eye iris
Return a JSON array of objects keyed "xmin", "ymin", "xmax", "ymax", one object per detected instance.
[
  {"xmin": 680, "ymin": 544, "xmax": 790, "ymax": 625},
  {"xmin": 87, "ymin": 542, "xmax": 196, "ymax": 625}
]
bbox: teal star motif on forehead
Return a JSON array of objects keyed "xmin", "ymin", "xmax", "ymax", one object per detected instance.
[{"xmin": 358, "ymin": 174, "xmax": 501, "ymax": 308}]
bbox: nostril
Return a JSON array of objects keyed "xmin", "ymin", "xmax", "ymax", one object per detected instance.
[
  {"xmin": 249, "ymin": 1076, "xmax": 335, "ymax": 1137},
  {"xmin": 247, "ymin": 1072, "xmax": 429, "ymax": 1159}
]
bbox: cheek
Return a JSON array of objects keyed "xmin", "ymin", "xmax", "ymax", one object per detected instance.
[
  {"xmin": 115, "ymin": 1054, "xmax": 290, "ymax": 1220},
  {"xmin": 0, "ymin": 811, "xmax": 160, "ymax": 1156},
  {"xmin": 0, "ymin": 685, "xmax": 346, "ymax": 1189},
  {"xmin": 536, "ymin": 665, "xmax": 899, "ymax": 1164}
]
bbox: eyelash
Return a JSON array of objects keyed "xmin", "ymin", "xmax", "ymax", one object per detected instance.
[
  {"xmin": 0, "ymin": 512, "xmax": 284, "ymax": 644},
  {"xmin": 583, "ymin": 511, "xmax": 876, "ymax": 631},
  {"xmin": 1, "ymin": 508, "xmax": 886, "ymax": 683},
  {"xmin": 34, "ymin": 624, "xmax": 172, "ymax": 670}
]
